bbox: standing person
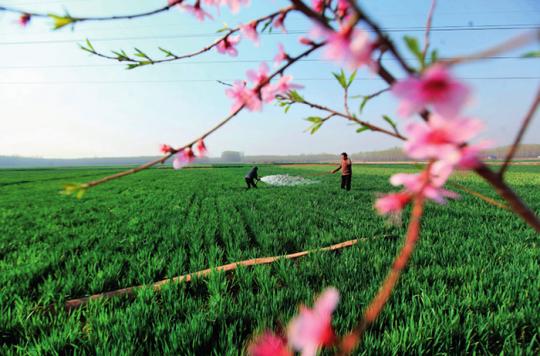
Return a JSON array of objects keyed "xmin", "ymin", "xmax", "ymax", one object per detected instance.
[
  {"xmin": 245, "ymin": 166, "xmax": 260, "ymax": 189},
  {"xmin": 331, "ymin": 152, "xmax": 352, "ymax": 191}
]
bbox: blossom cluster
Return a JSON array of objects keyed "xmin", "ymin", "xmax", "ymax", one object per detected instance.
[
  {"xmin": 225, "ymin": 62, "xmax": 302, "ymax": 113},
  {"xmin": 248, "ymin": 288, "xmax": 340, "ymax": 356},
  {"xmin": 375, "ymin": 64, "xmax": 490, "ymax": 215},
  {"xmin": 168, "ymin": 0, "xmax": 250, "ymax": 19},
  {"xmin": 160, "ymin": 139, "xmax": 207, "ymax": 170}
]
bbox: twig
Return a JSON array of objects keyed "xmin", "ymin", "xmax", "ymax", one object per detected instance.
[
  {"xmin": 421, "ymin": 0, "xmax": 437, "ymax": 64},
  {"xmin": 292, "ymin": 97, "xmax": 407, "ymax": 140},
  {"xmin": 0, "ymin": 0, "xmax": 185, "ymax": 23},
  {"xmin": 81, "ymin": 43, "xmax": 325, "ymax": 189},
  {"xmin": 84, "ymin": 7, "xmax": 295, "ymax": 68},
  {"xmin": 65, "ymin": 238, "xmax": 362, "ymax": 310},
  {"xmin": 475, "ymin": 163, "xmax": 540, "ymax": 232},
  {"xmin": 499, "ymin": 87, "xmax": 540, "ymax": 176},
  {"xmin": 339, "ymin": 196, "xmax": 425, "ymax": 354},
  {"xmin": 344, "ymin": 86, "xmax": 352, "ymax": 116},
  {"xmin": 347, "ymin": 0, "xmax": 416, "ymax": 75},
  {"xmin": 446, "ymin": 181, "xmax": 510, "ymax": 210},
  {"xmin": 289, "ymin": 0, "xmax": 333, "ymax": 30},
  {"xmin": 443, "ymin": 30, "xmax": 540, "ymax": 66}
]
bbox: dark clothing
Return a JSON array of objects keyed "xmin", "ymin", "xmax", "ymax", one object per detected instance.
[
  {"xmin": 341, "ymin": 175, "xmax": 351, "ymax": 191},
  {"xmin": 245, "ymin": 177, "xmax": 257, "ymax": 189},
  {"xmin": 245, "ymin": 167, "xmax": 259, "ymax": 180}
]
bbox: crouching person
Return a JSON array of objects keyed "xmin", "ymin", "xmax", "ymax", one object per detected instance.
[{"xmin": 245, "ymin": 166, "xmax": 260, "ymax": 189}]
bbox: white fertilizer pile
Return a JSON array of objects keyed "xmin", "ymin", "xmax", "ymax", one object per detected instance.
[{"xmin": 260, "ymin": 174, "xmax": 318, "ymax": 186}]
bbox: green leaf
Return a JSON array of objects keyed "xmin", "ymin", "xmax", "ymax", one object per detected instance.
[
  {"xmin": 382, "ymin": 115, "xmax": 397, "ymax": 131},
  {"xmin": 403, "ymin": 35, "xmax": 423, "ymax": 66},
  {"xmin": 347, "ymin": 70, "xmax": 358, "ymax": 87},
  {"xmin": 284, "ymin": 104, "xmax": 291, "ymax": 113},
  {"xmin": 359, "ymin": 97, "xmax": 369, "ymax": 113},
  {"xmin": 49, "ymin": 14, "xmax": 76, "ymax": 30},
  {"xmin": 288, "ymin": 90, "xmax": 305, "ymax": 103},
  {"xmin": 356, "ymin": 125, "xmax": 370, "ymax": 133},
  {"xmin": 521, "ymin": 50, "xmax": 540, "ymax": 58},
  {"xmin": 112, "ymin": 50, "xmax": 129, "ymax": 61},
  {"xmin": 158, "ymin": 47, "xmax": 175, "ymax": 57},
  {"xmin": 62, "ymin": 183, "xmax": 87, "ymax": 199},
  {"xmin": 134, "ymin": 48, "xmax": 151, "ymax": 61},
  {"xmin": 332, "ymin": 69, "xmax": 348, "ymax": 89},
  {"xmin": 309, "ymin": 122, "xmax": 323, "ymax": 134},
  {"xmin": 430, "ymin": 49, "xmax": 439, "ymax": 64},
  {"xmin": 79, "ymin": 39, "xmax": 95, "ymax": 53},
  {"xmin": 305, "ymin": 116, "xmax": 323, "ymax": 124}
]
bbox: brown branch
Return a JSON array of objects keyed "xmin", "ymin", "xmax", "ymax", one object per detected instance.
[
  {"xmin": 65, "ymin": 238, "xmax": 362, "ymax": 310},
  {"xmin": 84, "ymin": 6, "xmax": 296, "ymax": 68},
  {"xmin": 499, "ymin": 87, "xmax": 540, "ymax": 176},
  {"xmin": 474, "ymin": 163, "xmax": 540, "ymax": 232},
  {"xmin": 347, "ymin": 0, "xmax": 415, "ymax": 75},
  {"xmin": 339, "ymin": 196, "xmax": 425, "ymax": 354},
  {"xmin": 81, "ymin": 43, "xmax": 325, "ymax": 190},
  {"xmin": 0, "ymin": 1, "xmax": 185, "ymax": 23},
  {"xmin": 446, "ymin": 181, "xmax": 510, "ymax": 210},
  {"xmin": 421, "ymin": 0, "xmax": 437, "ymax": 64},
  {"xmin": 443, "ymin": 30, "xmax": 540, "ymax": 66},
  {"xmin": 289, "ymin": 0, "xmax": 333, "ymax": 30},
  {"xmin": 292, "ymin": 97, "xmax": 407, "ymax": 140}
]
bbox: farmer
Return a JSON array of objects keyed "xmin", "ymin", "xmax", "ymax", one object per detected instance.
[
  {"xmin": 331, "ymin": 152, "xmax": 352, "ymax": 191},
  {"xmin": 245, "ymin": 166, "xmax": 260, "ymax": 189}
]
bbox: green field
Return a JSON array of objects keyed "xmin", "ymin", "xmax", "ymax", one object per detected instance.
[{"xmin": 1, "ymin": 164, "xmax": 539, "ymax": 354}]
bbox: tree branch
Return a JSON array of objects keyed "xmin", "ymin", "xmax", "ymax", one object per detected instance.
[
  {"xmin": 421, "ymin": 0, "xmax": 437, "ymax": 64},
  {"xmin": 288, "ymin": 96, "xmax": 407, "ymax": 140},
  {"xmin": 340, "ymin": 196, "xmax": 425, "ymax": 354},
  {"xmin": 475, "ymin": 163, "xmax": 540, "ymax": 232},
  {"xmin": 443, "ymin": 30, "xmax": 540, "ymax": 66},
  {"xmin": 499, "ymin": 86, "xmax": 540, "ymax": 176},
  {"xmin": 83, "ymin": 6, "xmax": 296, "ymax": 68},
  {"xmin": 0, "ymin": 1, "xmax": 185, "ymax": 23},
  {"xmin": 81, "ymin": 43, "xmax": 325, "ymax": 190}
]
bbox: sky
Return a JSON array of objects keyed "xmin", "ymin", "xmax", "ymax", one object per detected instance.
[{"xmin": 0, "ymin": 0, "xmax": 539, "ymax": 158}]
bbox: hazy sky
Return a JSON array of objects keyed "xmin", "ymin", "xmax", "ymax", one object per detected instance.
[{"xmin": 0, "ymin": 0, "xmax": 539, "ymax": 158}]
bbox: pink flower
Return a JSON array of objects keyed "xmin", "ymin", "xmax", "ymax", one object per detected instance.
[
  {"xmin": 404, "ymin": 114, "xmax": 484, "ymax": 161},
  {"xmin": 273, "ymin": 11, "xmax": 287, "ymax": 33},
  {"xmin": 172, "ymin": 148, "xmax": 195, "ymax": 169},
  {"xmin": 390, "ymin": 170, "xmax": 458, "ymax": 204},
  {"xmin": 287, "ymin": 288, "xmax": 339, "ymax": 356},
  {"xmin": 312, "ymin": 0, "xmax": 325, "ymax": 12},
  {"xmin": 216, "ymin": 35, "xmax": 240, "ymax": 57},
  {"xmin": 248, "ymin": 332, "xmax": 291, "ymax": 356},
  {"xmin": 299, "ymin": 36, "xmax": 314, "ymax": 46},
  {"xmin": 443, "ymin": 140, "xmax": 493, "ymax": 170},
  {"xmin": 196, "ymin": 139, "xmax": 207, "ymax": 156},
  {"xmin": 336, "ymin": 0, "xmax": 350, "ymax": 17},
  {"xmin": 182, "ymin": 3, "xmax": 213, "ymax": 21},
  {"xmin": 262, "ymin": 75, "xmax": 303, "ymax": 102},
  {"xmin": 322, "ymin": 25, "xmax": 375, "ymax": 69},
  {"xmin": 375, "ymin": 192, "xmax": 411, "ymax": 215},
  {"xmin": 222, "ymin": 0, "xmax": 250, "ymax": 13},
  {"xmin": 18, "ymin": 13, "xmax": 31, "ymax": 27},
  {"xmin": 274, "ymin": 44, "xmax": 288, "ymax": 66},
  {"xmin": 392, "ymin": 64, "xmax": 470, "ymax": 117},
  {"xmin": 225, "ymin": 80, "xmax": 262, "ymax": 112},
  {"xmin": 160, "ymin": 144, "xmax": 173, "ymax": 154},
  {"xmin": 247, "ymin": 62, "xmax": 270, "ymax": 87},
  {"xmin": 240, "ymin": 21, "xmax": 259, "ymax": 45}
]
